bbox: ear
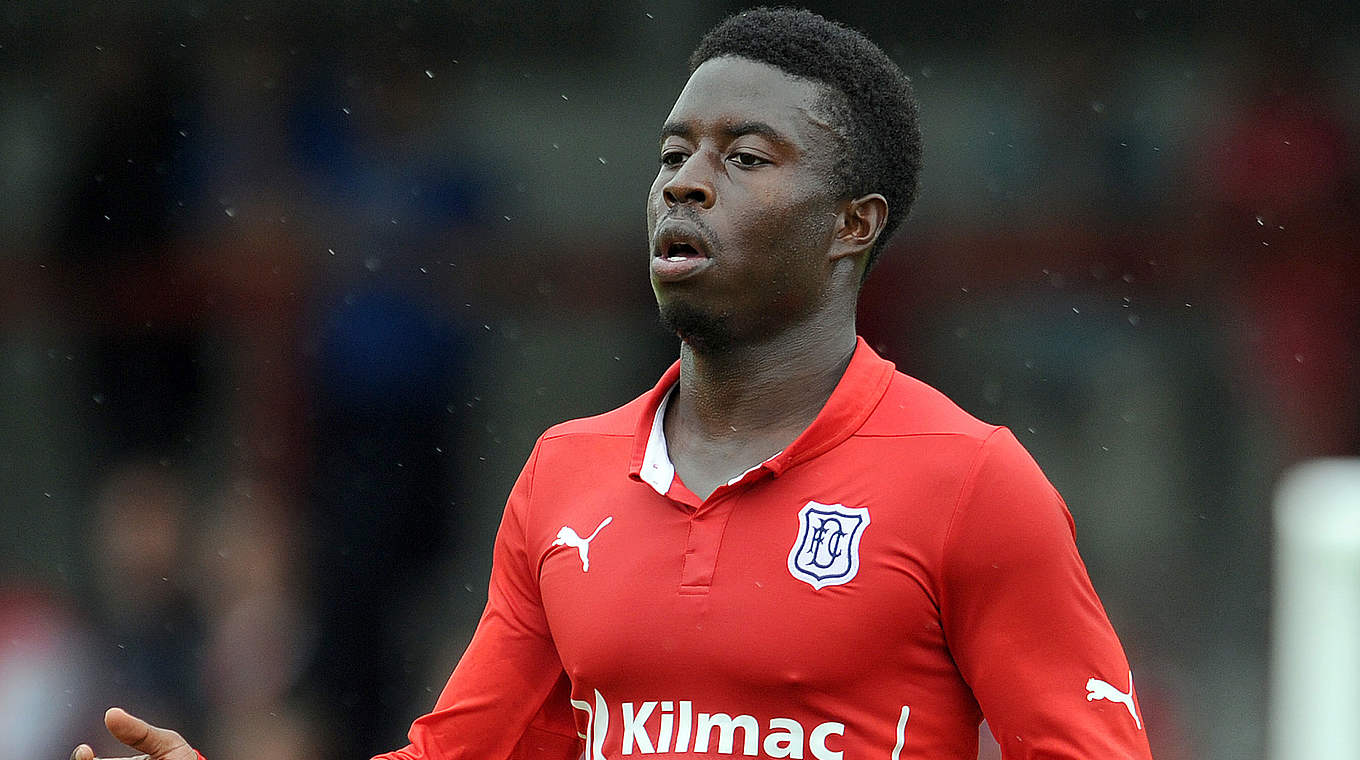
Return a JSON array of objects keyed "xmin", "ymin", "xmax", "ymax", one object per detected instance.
[{"xmin": 828, "ymin": 193, "xmax": 888, "ymax": 266}]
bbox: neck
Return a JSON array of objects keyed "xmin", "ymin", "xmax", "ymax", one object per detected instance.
[{"xmin": 671, "ymin": 308, "xmax": 857, "ymax": 441}]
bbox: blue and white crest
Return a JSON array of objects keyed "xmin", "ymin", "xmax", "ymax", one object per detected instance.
[{"xmin": 787, "ymin": 501, "xmax": 871, "ymax": 589}]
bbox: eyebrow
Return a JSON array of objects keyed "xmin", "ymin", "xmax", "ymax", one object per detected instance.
[{"xmin": 659, "ymin": 119, "xmax": 793, "ymax": 147}]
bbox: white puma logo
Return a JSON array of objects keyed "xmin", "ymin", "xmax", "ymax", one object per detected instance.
[
  {"xmin": 552, "ymin": 516, "xmax": 613, "ymax": 572},
  {"xmin": 1085, "ymin": 670, "xmax": 1142, "ymax": 730}
]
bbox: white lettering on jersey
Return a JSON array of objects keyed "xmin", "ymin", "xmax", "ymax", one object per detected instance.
[
  {"xmin": 600, "ymin": 693, "xmax": 845, "ymax": 758},
  {"xmin": 570, "ymin": 689, "xmax": 610, "ymax": 760},
  {"xmin": 762, "ymin": 718, "xmax": 804, "ymax": 759},
  {"xmin": 623, "ymin": 701, "xmax": 657, "ymax": 754},
  {"xmin": 695, "ymin": 713, "xmax": 760, "ymax": 756},
  {"xmin": 808, "ymin": 722, "xmax": 845, "ymax": 760},
  {"xmin": 1085, "ymin": 670, "xmax": 1142, "ymax": 730},
  {"xmin": 553, "ymin": 516, "xmax": 613, "ymax": 572}
]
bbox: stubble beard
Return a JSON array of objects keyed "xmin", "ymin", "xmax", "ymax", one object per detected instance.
[{"xmin": 658, "ymin": 299, "xmax": 733, "ymax": 354}]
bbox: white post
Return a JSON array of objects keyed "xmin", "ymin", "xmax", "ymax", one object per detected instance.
[{"xmin": 1270, "ymin": 459, "xmax": 1360, "ymax": 760}]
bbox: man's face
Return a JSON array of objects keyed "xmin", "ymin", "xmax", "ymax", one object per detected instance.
[{"xmin": 646, "ymin": 56, "xmax": 846, "ymax": 352}]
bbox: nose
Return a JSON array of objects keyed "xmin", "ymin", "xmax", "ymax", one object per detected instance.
[{"xmin": 662, "ymin": 155, "xmax": 716, "ymax": 209}]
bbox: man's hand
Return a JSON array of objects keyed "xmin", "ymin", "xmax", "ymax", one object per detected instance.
[{"xmin": 71, "ymin": 708, "xmax": 200, "ymax": 760}]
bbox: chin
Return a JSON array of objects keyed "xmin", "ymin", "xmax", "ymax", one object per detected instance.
[{"xmin": 658, "ymin": 300, "xmax": 733, "ymax": 354}]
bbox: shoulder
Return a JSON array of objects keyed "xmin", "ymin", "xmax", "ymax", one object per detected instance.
[
  {"xmin": 854, "ymin": 370, "xmax": 1060, "ymax": 516},
  {"xmin": 856, "ymin": 369, "xmax": 999, "ymax": 442}
]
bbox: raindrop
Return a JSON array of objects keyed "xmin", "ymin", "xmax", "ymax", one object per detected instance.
[
  {"xmin": 597, "ymin": 157, "xmax": 608, "ymax": 165},
  {"xmin": 425, "ymin": 69, "xmax": 434, "ymax": 78},
  {"xmin": 341, "ymin": 107, "xmax": 351, "ymax": 115},
  {"xmin": 1071, "ymin": 307, "xmax": 1080, "ymax": 314},
  {"xmin": 560, "ymin": 94, "xmax": 569, "ymax": 101},
  {"xmin": 92, "ymin": 393, "xmax": 105, "ymax": 404},
  {"xmin": 1295, "ymin": 353, "xmax": 1304, "ymax": 363},
  {"xmin": 224, "ymin": 207, "xmax": 237, "ymax": 217},
  {"xmin": 327, "ymin": 248, "xmax": 336, "ymax": 255},
  {"xmin": 1128, "ymin": 314, "xmax": 1141, "ymax": 326},
  {"xmin": 1091, "ymin": 101, "xmax": 1105, "ymax": 113},
  {"xmin": 364, "ymin": 256, "xmax": 381, "ymax": 271},
  {"xmin": 1256, "ymin": 215, "xmax": 1265, "ymax": 226}
]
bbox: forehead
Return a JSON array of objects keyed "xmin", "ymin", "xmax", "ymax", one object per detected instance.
[{"xmin": 663, "ymin": 56, "xmax": 831, "ymax": 142}]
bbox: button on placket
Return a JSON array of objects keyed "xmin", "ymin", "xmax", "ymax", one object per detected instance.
[{"xmin": 678, "ymin": 491, "xmax": 738, "ymax": 594}]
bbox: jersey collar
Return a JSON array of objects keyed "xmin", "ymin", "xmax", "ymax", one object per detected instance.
[{"xmin": 629, "ymin": 337, "xmax": 896, "ymax": 495}]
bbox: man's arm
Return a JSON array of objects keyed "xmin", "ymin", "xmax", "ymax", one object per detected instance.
[{"xmin": 940, "ymin": 428, "xmax": 1154, "ymax": 759}]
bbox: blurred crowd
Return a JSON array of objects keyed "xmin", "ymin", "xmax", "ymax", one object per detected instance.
[{"xmin": 1, "ymin": 3, "xmax": 1356, "ymax": 760}]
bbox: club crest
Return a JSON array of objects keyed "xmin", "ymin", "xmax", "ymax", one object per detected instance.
[{"xmin": 787, "ymin": 501, "xmax": 870, "ymax": 589}]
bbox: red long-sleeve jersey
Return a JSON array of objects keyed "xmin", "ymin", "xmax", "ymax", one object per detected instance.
[{"xmin": 375, "ymin": 338, "xmax": 1153, "ymax": 759}]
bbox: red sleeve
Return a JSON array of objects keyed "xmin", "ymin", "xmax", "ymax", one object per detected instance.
[
  {"xmin": 373, "ymin": 443, "xmax": 581, "ymax": 760},
  {"xmin": 940, "ymin": 428, "xmax": 1153, "ymax": 759}
]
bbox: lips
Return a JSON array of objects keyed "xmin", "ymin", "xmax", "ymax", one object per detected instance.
[{"xmin": 651, "ymin": 219, "xmax": 713, "ymax": 283}]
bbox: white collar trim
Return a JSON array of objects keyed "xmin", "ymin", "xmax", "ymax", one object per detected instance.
[
  {"xmin": 639, "ymin": 387, "xmax": 778, "ymax": 497},
  {"xmin": 640, "ymin": 388, "xmax": 676, "ymax": 495}
]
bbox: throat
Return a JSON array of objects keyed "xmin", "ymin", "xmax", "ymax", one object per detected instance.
[{"xmin": 663, "ymin": 338, "xmax": 855, "ymax": 499}]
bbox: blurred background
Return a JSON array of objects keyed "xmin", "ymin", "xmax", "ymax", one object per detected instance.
[{"xmin": 1, "ymin": 1, "xmax": 1357, "ymax": 759}]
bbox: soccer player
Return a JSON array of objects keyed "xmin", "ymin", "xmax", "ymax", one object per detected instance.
[{"xmin": 74, "ymin": 8, "xmax": 1153, "ymax": 760}]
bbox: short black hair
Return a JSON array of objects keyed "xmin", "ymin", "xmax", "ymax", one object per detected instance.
[{"xmin": 690, "ymin": 7, "xmax": 921, "ymax": 276}]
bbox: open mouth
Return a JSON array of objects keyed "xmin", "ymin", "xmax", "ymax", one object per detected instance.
[
  {"xmin": 651, "ymin": 229, "xmax": 712, "ymax": 282},
  {"xmin": 662, "ymin": 241, "xmax": 703, "ymax": 262}
]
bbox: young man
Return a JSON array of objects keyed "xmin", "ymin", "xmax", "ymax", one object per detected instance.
[{"xmin": 76, "ymin": 8, "xmax": 1153, "ymax": 760}]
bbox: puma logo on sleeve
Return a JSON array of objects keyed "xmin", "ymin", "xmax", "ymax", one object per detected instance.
[
  {"xmin": 553, "ymin": 516, "xmax": 614, "ymax": 572},
  {"xmin": 1085, "ymin": 671, "xmax": 1142, "ymax": 730}
]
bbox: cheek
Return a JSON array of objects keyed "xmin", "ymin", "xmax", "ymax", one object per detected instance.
[
  {"xmin": 747, "ymin": 192, "xmax": 835, "ymax": 260},
  {"xmin": 645, "ymin": 179, "xmax": 667, "ymax": 231}
]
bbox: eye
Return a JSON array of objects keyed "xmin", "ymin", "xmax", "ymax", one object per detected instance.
[
  {"xmin": 659, "ymin": 149, "xmax": 688, "ymax": 167},
  {"xmin": 729, "ymin": 151, "xmax": 769, "ymax": 167}
]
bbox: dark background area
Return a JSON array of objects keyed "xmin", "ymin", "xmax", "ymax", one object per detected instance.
[{"xmin": 2, "ymin": 2, "xmax": 1357, "ymax": 759}]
